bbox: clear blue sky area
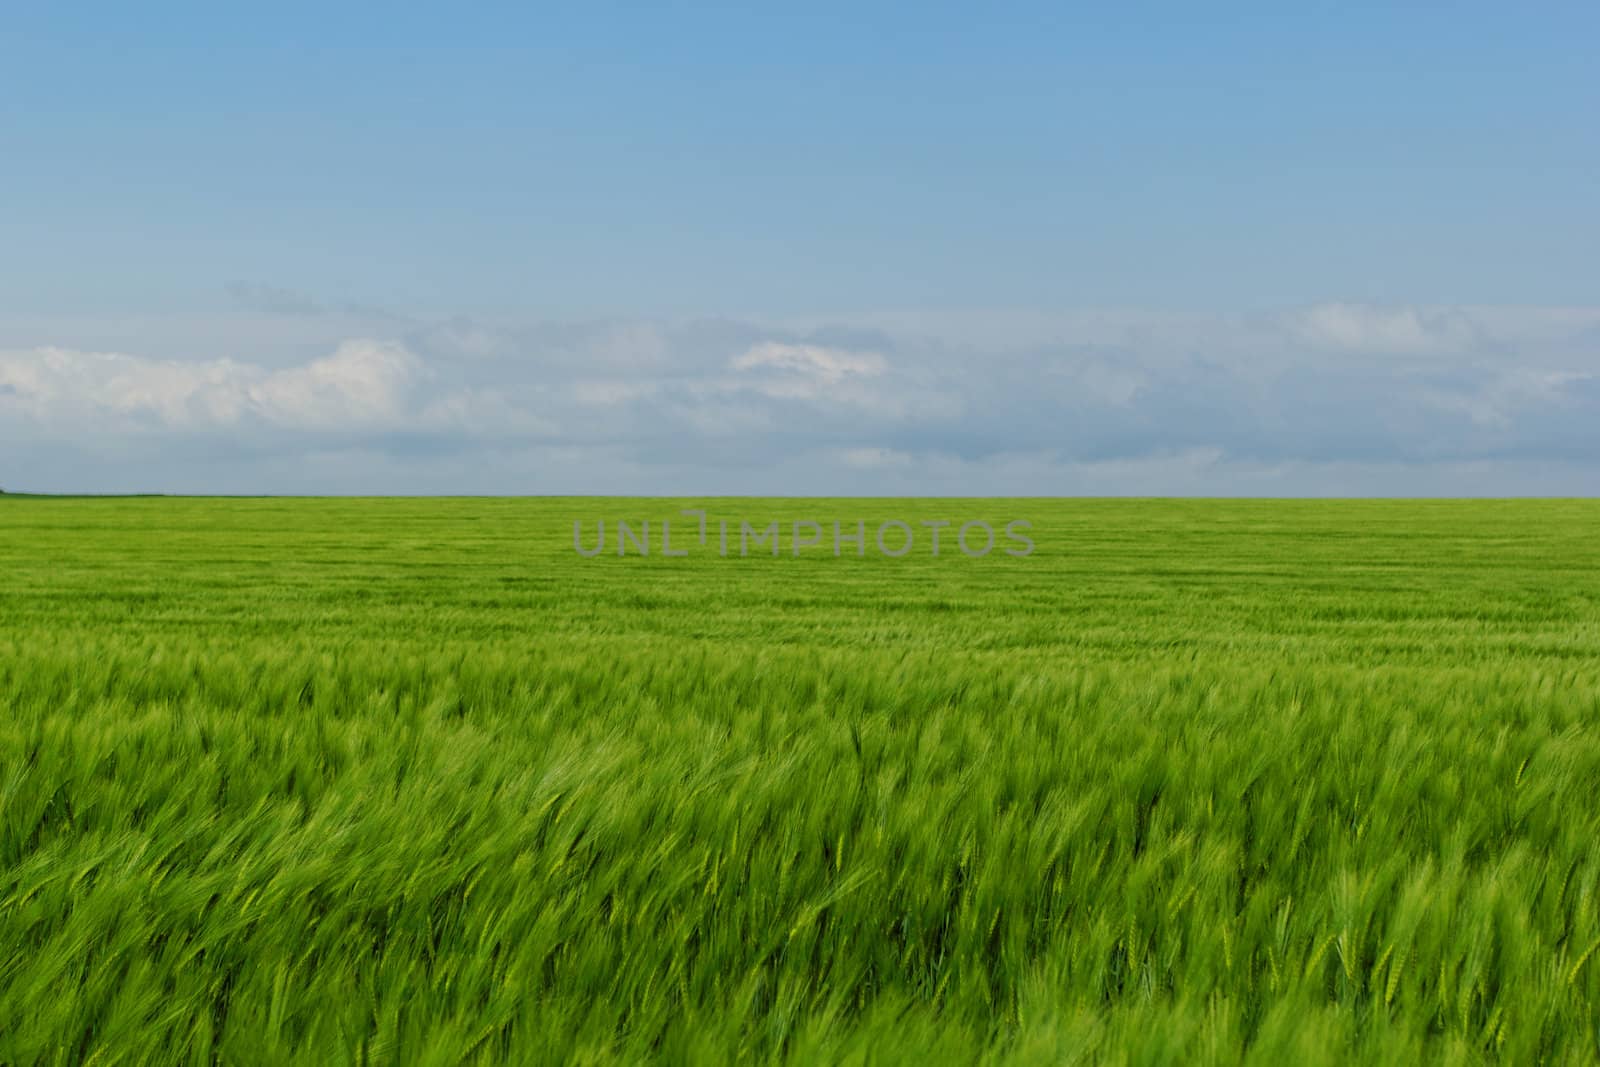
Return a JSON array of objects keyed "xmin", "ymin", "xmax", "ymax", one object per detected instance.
[{"xmin": 6, "ymin": 4, "xmax": 1596, "ymax": 315}]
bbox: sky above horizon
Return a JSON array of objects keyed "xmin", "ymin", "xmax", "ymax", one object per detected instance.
[{"xmin": 3, "ymin": 4, "xmax": 1598, "ymax": 495}]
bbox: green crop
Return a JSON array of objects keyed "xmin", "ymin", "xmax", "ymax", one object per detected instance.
[{"xmin": 2, "ymin": 497, "xmax": 1599, "ymax": 1065}]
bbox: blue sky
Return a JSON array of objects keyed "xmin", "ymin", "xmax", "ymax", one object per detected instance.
[{"xmin": 2, "ymin": 4, "xmax": 1598, "ymax": 494}]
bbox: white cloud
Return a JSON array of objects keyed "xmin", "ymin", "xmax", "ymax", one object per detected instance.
[
  {"xmin": 731, "ymin": 342, "xmax": 888, "ymax": 398},
  {"xmin": 732, "ymin": 341, "xmax": 887, "ymax": 378},
  {"xmin": 1287, "ymin": 303, "xmax": 1484, "ymax": 355},
  {"xmin": 248, "ymin": 341, "xmax": 424, "ymax": 430},
  {"xmin": 0, "ymin": 339, "xmax": 513, "ymax": 438},
  {"xmin": 3, "ymin": 304, "xmax": 1599, "ymax": 493}
]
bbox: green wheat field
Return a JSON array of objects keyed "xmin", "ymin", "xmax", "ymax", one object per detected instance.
[{"xmin": 3, "ymin": 496, "xmax": 1600, "ymax": 1065}]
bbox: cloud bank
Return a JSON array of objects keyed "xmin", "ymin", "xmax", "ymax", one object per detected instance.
[{"xmin": 2, "ymin": 303, "xmax": 1598, "ymax": 495}]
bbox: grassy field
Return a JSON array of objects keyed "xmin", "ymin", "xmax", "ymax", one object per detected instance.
[{"xmin": 2, "ymin": 497, "xmax": 1600, "ymax": 1065}]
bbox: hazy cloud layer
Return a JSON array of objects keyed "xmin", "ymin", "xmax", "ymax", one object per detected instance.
[{"xmin": 3, "ymin": 302, "xmax": 1598, "ymax": 494}]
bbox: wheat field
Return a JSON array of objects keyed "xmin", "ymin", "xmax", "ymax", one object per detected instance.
[{"xmin": 2, "ymin": 497, "xmax": 1599, "ymax": 1064}]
